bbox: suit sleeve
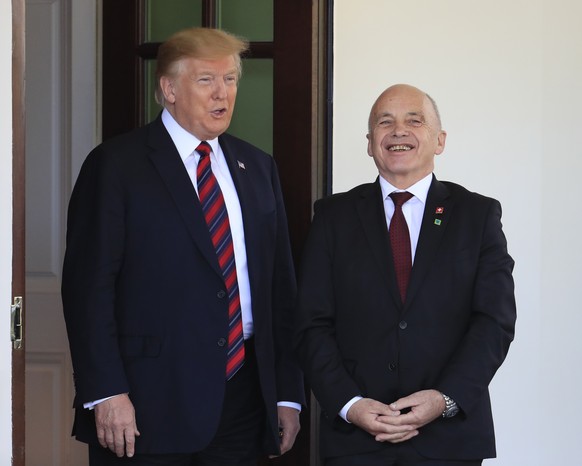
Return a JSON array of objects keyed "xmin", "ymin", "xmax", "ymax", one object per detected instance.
[
  {"xmin": 269, "ymin": 159, "xmax": 305, "ymax": 406},
  {"xmin": 294, "ymin": 199, "xmax": 361, "ymax": 417},
  {"xmin": 436, "ymin": 199, "xmax": 516, "ymax": 413},
  {"xmin": 61, "ymin": 147, "xmax": 130, "ymax": 406}
]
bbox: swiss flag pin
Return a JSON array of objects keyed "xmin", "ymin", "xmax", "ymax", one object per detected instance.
[{"xmin": 435, "ymin": 207, "xmax": 444, "ymax": 214}]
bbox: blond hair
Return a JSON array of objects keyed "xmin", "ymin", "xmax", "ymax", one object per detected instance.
[{"xmin": 155, "ymin": 27, "xmax": 249, "ymax": 106}]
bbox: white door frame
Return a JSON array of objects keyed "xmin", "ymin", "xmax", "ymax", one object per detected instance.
[{"xmin": 1, "ymin": 0, "xmax": 15, "ymax": 461}]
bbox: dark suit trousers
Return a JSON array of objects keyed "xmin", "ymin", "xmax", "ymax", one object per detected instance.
[
  {"xmin": 324, "ymin": 443, "xmax": 483, "ymax": 466},
  {"xmin": 89, "ymin": 338, "xmax": 266, "ymax": 466}
]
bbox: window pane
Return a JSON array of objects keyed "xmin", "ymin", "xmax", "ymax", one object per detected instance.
[
  {"xmin": 228, "ymin": 59, "xmax": 273, "ymax": 155},
  {"xmin": 145, "ymin": 0, "xmax": 202, "ymax": 42},
  {"xmin": 218, "ymin": 0, "xmax": 273, "ymax": 41}
]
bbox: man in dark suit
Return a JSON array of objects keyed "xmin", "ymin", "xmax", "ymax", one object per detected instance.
[
  {"xmin": 294, "ymin": 84, "xmax": 516, "ymax": 465},
  {"xmin": 62, "ymin": 27, "xmax": 303, "ymax": 465}
]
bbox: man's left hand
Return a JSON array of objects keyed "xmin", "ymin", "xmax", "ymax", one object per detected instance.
[
  {"xmin": 375, "ymin": 389, "xmax": 445, "ymax": 443},
  {"xmin": 270, "ymin": 406, "xmax": 301, "ymax": 457}
]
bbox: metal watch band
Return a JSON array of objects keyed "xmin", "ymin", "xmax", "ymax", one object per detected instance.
[{"xmin": 441, "ymin": 393, "xmax": 459, "ymax": 418}]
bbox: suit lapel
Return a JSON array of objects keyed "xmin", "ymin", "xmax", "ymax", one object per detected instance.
[
  {"xmin": 404, "ymin": 176, "xmax": 453, "ymax": 310},
  {"xmin": 218, "ymin": 134, "xmax": 261, "ymax": 282},
  {"xmin": 146, "ymin": 117, "xmax": 223, "ymax": 278},
  {"xmin": 356, "ymin": 179, "xmax": 402, "ymax": 308}
]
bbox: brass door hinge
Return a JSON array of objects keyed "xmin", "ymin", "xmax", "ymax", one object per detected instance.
[{"xmin": 11, "ymin": 296, "xmax": 23, "ymax": 349}]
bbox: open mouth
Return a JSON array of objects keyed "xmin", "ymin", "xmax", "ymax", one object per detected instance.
[
  {"xmin": 388, "ymin": 144, "xmax": 413, "ymax": 152},
  {"xmin": 211, "ymin": 108, "xmax": 227, "ymax": 117}
]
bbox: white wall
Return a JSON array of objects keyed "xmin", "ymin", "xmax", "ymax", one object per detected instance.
[
  {"xmin": 0, "ymin": 1, "xmax": 13, "ymax": 462},
  {"xmin": 333, "ymin": 1, "xmax": 581, "ymax": 464}
]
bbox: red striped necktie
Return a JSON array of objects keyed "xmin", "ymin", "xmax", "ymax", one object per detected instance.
[
  {"xmin": 196, "ymin": 141, "xmax": 245, "ymax": 380},
  {"xmin": 389, "ymin": 191, "xmax": 414, "ymax": 303}
]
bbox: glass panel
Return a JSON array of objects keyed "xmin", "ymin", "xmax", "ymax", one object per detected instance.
[
  {"xmin": 228, "ymin": 59, "xmax": 273, "ymax": 155},
  {"xmin": 218, "ymin": 0, "xmax": 273, "ymax": 41},
  {"xmin": 143, "ymin": 1, "xmax": 274, "ymax": 154},
  {"xmin": 145, "ymin": 0, "xmax": 202, "ymax": 42}
]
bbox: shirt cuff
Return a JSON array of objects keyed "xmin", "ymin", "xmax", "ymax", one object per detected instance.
[
  {"xmin": 83, "ymin": 394, "xmax": 124, "ymax": 410},
  {"xmin": 339, "ymin": 396, "xmax": 363, "ymax": 423},
  {"xmin": 277, "ymin": 401, "xmax": 302, "ymax": 412}
]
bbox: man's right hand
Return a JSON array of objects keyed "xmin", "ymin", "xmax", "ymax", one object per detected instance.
[
  {"xmin": 346, "ymin": 398, "xmax": 418, "ymax": 443},
  {"xmin": 94, "ymin": 393, "xmax": 140, "ymax": 457}
]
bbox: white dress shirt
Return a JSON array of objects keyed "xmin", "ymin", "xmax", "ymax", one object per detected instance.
[
  {"xmin": 162, "ymin": 109, "xmax": 254, "ymax": 339},
  {"xmin": 379, "ymin": 173, "xmax": 433, "ymax": 264},
  {"xmin": 163, "ymin": 110, "xmax": 299, "ymax": 411},
  {"xmin": 339, "ymin": 173, "xmax": 433, "ymax": 422}
]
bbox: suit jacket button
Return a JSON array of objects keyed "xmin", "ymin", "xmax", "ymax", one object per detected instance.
[
  {"xmin": 399, "ymin": 320, "xmax": 408, "ymax": 330},
  {"xmin": 217, "ymin": 338, "xmax": 227, "ymax": 347},
  {"xmin": 217, "ymin": 290, "xmax": 227, "ymax": 299},
  {"xmin": 388, "ymin": 363, "xmax": 397, "ymax": 371}
]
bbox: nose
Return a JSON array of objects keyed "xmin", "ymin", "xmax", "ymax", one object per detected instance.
[
  {"xmin": 392, "ymin": 121, "xmax": 409, "ymax": 137},
  {"xmin": 212, "ymin": 78, "xmax": 227, "ymax": 100}
]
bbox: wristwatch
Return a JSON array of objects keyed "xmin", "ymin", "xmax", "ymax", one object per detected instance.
[{"xmin": 441, "ymin": 393, "xmax": 459, "ymax": 418}]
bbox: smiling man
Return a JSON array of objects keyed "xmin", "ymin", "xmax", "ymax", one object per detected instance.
[
  {"xmin": 366, "ymin": 85, "xmax": 446, "ymax": 190},
  {"xmin": 62, "ymin": 28, "xmax": 304, "ymax": 466},
  {"xmin": 295, "ymin": 84, "xmax": 516, "ymax": 465}
]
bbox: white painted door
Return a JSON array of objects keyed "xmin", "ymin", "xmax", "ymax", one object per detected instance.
[{"xmin": 24, "ymin": 0, "xmax": 97, "ymax": 464}]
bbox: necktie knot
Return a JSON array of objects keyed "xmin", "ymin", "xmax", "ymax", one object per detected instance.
[
  {"xmin": 389, "ymin": 191, "xmax": 413, "ymax": 207},
  {"xmin": 196, "ymin": 141, "xmax": 211, "ymax": 158}
]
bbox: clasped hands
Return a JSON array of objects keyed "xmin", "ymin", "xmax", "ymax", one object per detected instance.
[{"xmin": 346, "ymin": 389, "xmax": 445, "ymax": 443}]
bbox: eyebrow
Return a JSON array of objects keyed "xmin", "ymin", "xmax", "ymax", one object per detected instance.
[
  {"xmin": 376, "ymin": 111, "xmax": 425, "ymax": 120},
  {"xmin": 196, "ymin": 68, "xmax": 239, "ymax": 75}
]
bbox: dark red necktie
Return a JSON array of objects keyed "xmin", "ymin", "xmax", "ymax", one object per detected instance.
[
  {"xmin": 389, "ymin": 191, "xmax": 414, "ymax": 303},
  {"xmin": 196, "ymin": 141, "xmax": 245, "ymax": 380}
]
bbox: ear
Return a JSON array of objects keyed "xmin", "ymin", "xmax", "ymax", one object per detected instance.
[
  {"xmin": 366, "ymin": 133, "xmax": 373, "ymax": 157},
  {"xmin": 159, "ymin": 76, "xmax": 176, "ymax": 104},
  {"xmin": 435, "ymin": 130, "xmax": 447, "ymax": 155}
]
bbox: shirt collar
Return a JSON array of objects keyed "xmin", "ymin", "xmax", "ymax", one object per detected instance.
[
  {"xmin": 379, "ymin": 173, "xmax": 433, "ymax": 206},
  {"xmin": 161, "ymin": 108, "xmax": 220, "ymax": 161}
]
